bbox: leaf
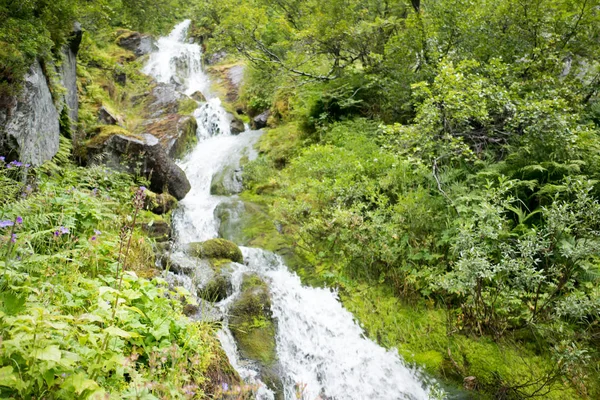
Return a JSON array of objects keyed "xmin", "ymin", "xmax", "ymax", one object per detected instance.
[
  {"xmin": 0, "ymin": 366, "xmax": 19, "ymax": 388},
  {"xmin": 104, "ymin": 326, "xmax": 140, "ymax": 338},
  {"xmin": 34, "ymin": 345, "xmax": 62, "ymax": 362},
  {"xmin": 65, "ymin": 373, "xmax": 100, "ymax": 394}
]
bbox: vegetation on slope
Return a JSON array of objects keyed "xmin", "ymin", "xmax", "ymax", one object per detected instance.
[{"xmin": 195, "ymin": 0, "xmax": 600, "ymax": 398}]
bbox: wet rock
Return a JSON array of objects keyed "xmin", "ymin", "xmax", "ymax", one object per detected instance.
[
  {"xmin": 227, "ymin": 65, "xmax": 245, "ymax": 95},
  {"xmin": 251, "ymin": 110, "xmax": 270, "ymax": 130},
  {"xmin": 184, "ymin": 299, "xmax": 223, "ymax": 323},
  {"xmin": 186, "ymin": 238, "xmax": 243, "ymax": 263},
  {"xmin": 190, "ymin": 90, "xmax": 206, "ymax": 103},
  {"xmin": 230, "ymin": 117, "xmax": 245, "ymax": 135},
  {"xmin": 210, "ymin": 164, "xmax": 243, "ymax": 196},
  {"xmin": 142, "ymin": 220, "xmax": 171, "ymax": 242},
  {"xmin": 59, "ymin": 22, "xmax": 82, "ymax": 132},
  {"xmin": 206, "ymin": 51, "xmax": 227, "ymax": 65},
  {"xmin": 230, "ymin": 274, "xmax": 283, "ymax": 398},
  {"xmin": 85, "ymin": 133, "xmax": 191, "ymax": 200},
  {"xmin": 198, "ymin": 265, "xmax": 234, "ymax": 302},
  {"xmin": 97, "ymin": 105, "xmax": 121, "ymax": 125},
  {"xmin": 203, "ymin": 342, "xmax": 244, "ymax": 398},
  {"xmin": 148, "ymin": 83, "xmax": 185, "ymax": 118},
  {"xmin": 144, "ymin": 191, "xmax": 178, "ymax": 215},
  {"xmin": 0, "ymin": 60, "xmax": 60, "ymax": 165},
  {"xmin": 116, "ymin": 31, "xmax": 156, "ymax": 57},
  {"xmin": 143, "ymin": 114, "xmax": 198, "ymax": 159}
]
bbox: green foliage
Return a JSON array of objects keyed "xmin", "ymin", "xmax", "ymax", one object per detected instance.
[{"xmin": 0, "ymin": 152, "xmax": 223, "ymax": 398}]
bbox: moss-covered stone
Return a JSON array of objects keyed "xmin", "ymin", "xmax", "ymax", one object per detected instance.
[
  {"xmin": 210, "ymin": 164, "xmax": 242, "ymax": 196},
  {"xmin": 229, "ymin": 274, "xmax": 283, "ymax": 399},
  {"xmin": 187, "ymin": 238, "xmax": 243, "ymax": 263},
  {"xmin": 144, "ymin": 191, "xmax": 178, "ymax": 215},
  {"xmin": 198, "ymin": 272, "xmax": 232, "ymax": 302}
]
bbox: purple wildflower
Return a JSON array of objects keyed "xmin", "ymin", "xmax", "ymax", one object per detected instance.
[
  {"xmin": 0, "ymin": 156, "xmax": 4, "ymax": 162},
  {"xmin": 54, "ymin": 231, "xmax": 60, "ymax": 237},
  {"xmin": 91, "ymin": 236, "xmax": 97, "ymax": 241},
  {"xmin": 10, "ymin": 234, "xmax": 16, "ymax": 243},
  {"xmin": 222, "ymin": 382, "xmax": 229, "ymax": 392},
  {"xmin": 140, "ymin": 186, "xmax": 147, "ymax": 191},
  {"xmin": 92, "ymin": 188, "xmax": 98, "ymax": 196},
  {"xmin": 59, "ymin": 226, "xmax": 69, "ymax": 235},
  {"xmin": 15, "ymin": 216, "xmax": 23, "ymax": 225},
  {"xmin": 94, "ymin": 229, "xmax": 101, "ymax": 235},
  {"xmin": 24, "ymin": 163, "xmax": 30, "ymax": 168},
  {"xmin": 0, "ymin": 220, "xmax": 14, "ymax": 228}
]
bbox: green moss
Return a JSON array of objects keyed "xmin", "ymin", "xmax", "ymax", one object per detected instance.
[
  {"xmin": 178, "ymin": 97, "xmax": 198, "ymax": 115},
  {"xmin": 187, "ymin": 238, "xmax": 243, "ymax": 263},
  {"xmin": 230, "ymin": 274, "xmax": 277, "ymax": 366},
  {"xmin": 257, "ymin": 122, "xmax": 304, "ymax": 168},
  {"xmin": 84, "ymin": 125, "xmax": 142, "ymax": 148},
  {"xmin": 340, "ymin": 284, "xmax": 581, "ymax": 399}
]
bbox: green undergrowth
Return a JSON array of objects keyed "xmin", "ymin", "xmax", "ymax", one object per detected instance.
[
  {"xmin": 341, "ymin": 283, "xmax": 579, "ymax": 399},
  {"xmin": 0, "ymin": 140, "xmax": 229, "ymax": 399}
]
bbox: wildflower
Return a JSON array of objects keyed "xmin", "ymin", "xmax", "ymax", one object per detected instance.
[
  {"xmin": 0, "ymin": 156, "xmax": 4, "ymax": 163},
  {"xmin": 94, "ymin": 229, "xmax": 101, "ymax": 235},
  {"xmin": 54, "ymin": 226, "xmax": 70, "ymax": 236},
  {"xmin": 10, "ymin": 234, "xmax": 16, "ymax": 243},
  {"xmin": 90, "ymin": 236, "xmax": 97, "ymax": 241},
  {"xmin": 0, "ymin": 220, "xmax": 14, "ymax": 228},
  {"xmin": 15, "ymin": 216, "xmax": 22, "ymax": 225},
  {"xmin": 222, "ymin": 382, "xmax": 229, "ymax": 392},
  {"xmin": 92, "ymin": 188, "xmax": 98, "ymax": 196}
]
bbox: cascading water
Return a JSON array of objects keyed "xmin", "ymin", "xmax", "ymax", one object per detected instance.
[{"xmin": 145, "ymin": 20, "xmax": 440, "ymax": 400}]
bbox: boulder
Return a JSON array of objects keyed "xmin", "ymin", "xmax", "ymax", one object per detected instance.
[
  {"xmin": 144, "ymin": 191, "xmax": 178, "ymax": 215},
  {"xmin": 97, "ymin": 105, "xmax": 121, "ymax": 125},
  {"xmin": 229, "ymin": 274, "xmax": 283, "ymax": 398},
  {"xmin": 251, "ymin": 110, "xmax": 270, "ymax": 130},
  {"xmin": 230, "ymin": 117, "xmax": 245, "ymax": 135},
  {"xmin": 186, "ymin": 238, "xmax": 243, "ymax": 263},
  {"xmin": 210, "ymin": 164, "xmax": 243, "ymax": 196},
  {"xmin": 116, "ymin": 31, "xmax": 155, "ymax": 57},
  {"xmin": 0, "ymin": 60, "xmax": 60, "ymax": 165},
  {"xmin": 143, "ymin": 114, "xmax": 198, "ymax": 159},
  {"xmin": 198, "ymin": 263, "xmax": 234, "ymax": 302},
  {"xmin": 190, "ymin": 90, "xmax": 206, "ymax": 103},
  {"xmin": 85, "ymin": 133, "xmax": 191, "ymax": 200}
]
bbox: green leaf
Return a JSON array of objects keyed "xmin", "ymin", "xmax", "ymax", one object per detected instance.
[
  {"xmin": 0, "ymin": 366, "xmax": 19, "ymax": 388},
  {"xmin": 104, "ymin": 326, "xmax": 140, "ymax": 338},
  {"xmin": 34, "ymin": 345, "xmax": 62, "ymax": 362}
]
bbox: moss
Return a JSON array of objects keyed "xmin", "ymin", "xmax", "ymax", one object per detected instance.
[
  {"xmin": 198, "ymin": 274, "xmax": 231, "ymax": 302},
  {"xmin": 230, "ymin": 274, "xmax": 277, "ymax": 366},
  {"xmin": 187, "ymin": 239, "xmax": 243, "ymax": 263},
  {"xmin": 84, "ymin": 125, "xmax": 142, "ymax": 149},
  {"xmin": 210, "ymin": 164, "xmax": 240, "ymax": 196},
  {"xmin": 340, "ymin": 283, "xmax": 581, "ymax": 399},
  {"xmin": 257, "ymin": 122, "xmax": 304, "ymax": 168},
  {"xmin": 178, "ymin": 97, "xmax": 198, "ymax": 115}
]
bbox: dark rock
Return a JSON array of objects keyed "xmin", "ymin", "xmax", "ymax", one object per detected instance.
[
  {"xmin": 186, "ymin": 239, "xmax": 243, "ymax": 263},
  {"xmin": 142, "ymin": 220, "xmax": 171, "ymax": 242},
  {"xmin": 199, "ymin": 271, "xmax": 233, "ymax": 302},
  {"xmin": 190, "ymin": 91, "xmax": 206, "ymax": 103},
  {"xmin": 116, "ymin": 31, "xmax": 156, "ymax": 57},
  {"xmin": 114, "ymin": 70, "xmax": 127, "ymax": 85},
  {"xmin": 230, "ymin": 117, "xmax": 245, "ymax": 135},
  {"xmin": 251, "ymin": 110, "xmax": 270, "ymax": 130},
  {"xmin": 86, "ymin": 133, "xmax": 191, "ymax": 200},
  {"xmin": 97, "ymin": 106, "xmax": 120, "ymax": 125},
  {"xmin": 0, "ymin": 60, "xmax": 60, "ymax": 165}
]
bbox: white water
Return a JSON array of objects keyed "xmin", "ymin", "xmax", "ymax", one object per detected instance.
[{"xmin": 145, "ymin": 20, "xmax": 438, "ymax": 400}]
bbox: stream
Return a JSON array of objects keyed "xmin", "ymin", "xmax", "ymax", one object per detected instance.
[{"xmin": 144, "ymin": 20, "xmax": 438, "ymax": 400}]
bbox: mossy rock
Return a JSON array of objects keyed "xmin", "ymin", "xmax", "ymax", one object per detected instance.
[
  {"xmin": 144, "ymin": 191, "xmax": 178, "ymax": 215},
  {"xmin": 187, "ymin": 238, "xmax": 243, "ymax": 263},
  {"xmin": 229, "ymin": 274, "xmax": 283, "ymax": 398},
  {"xmin": 203, "ymin": 342, "xmax": 247, "ymax": 398},
  {"xmin": 198, "ymin": 269, "xmax": 233, "ymax": 302},
  {"xmin": 230, "ymin": 274, "xmax": 276, "ymax": 365},
  {"xmin": 210, "ymin": 164, "xmax": 242, "ymax": 196}
]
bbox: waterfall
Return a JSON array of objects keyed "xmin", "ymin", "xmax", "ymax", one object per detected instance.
[{"xmin": 144, "ymin": 20, "xmax": 440, "ymax": 400}]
